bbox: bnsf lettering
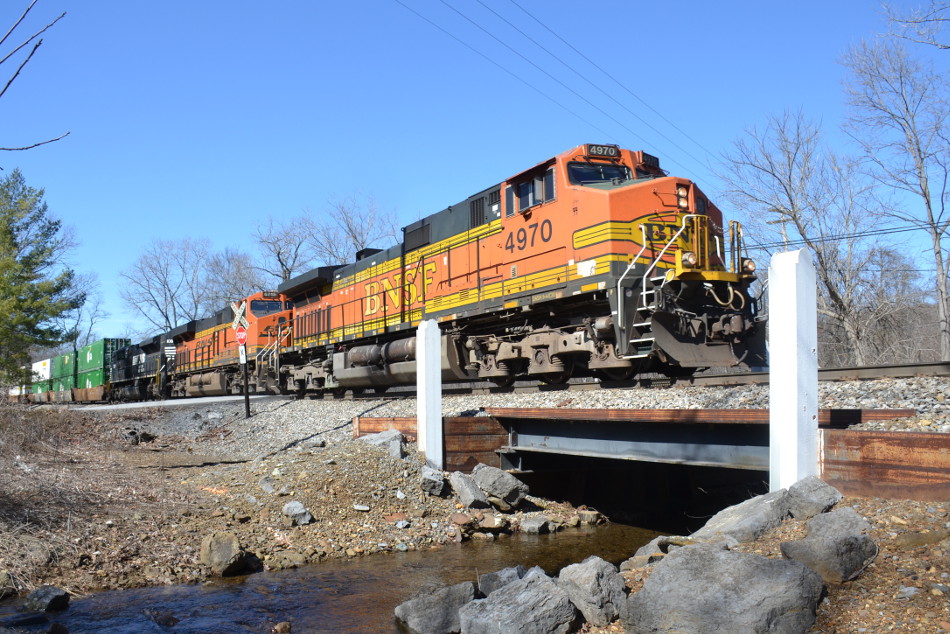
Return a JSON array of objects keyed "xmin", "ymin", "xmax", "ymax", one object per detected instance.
[
  {"xmin": 504, "ymin": 219, "xmax": 554, "ymax": 253},
  {"xmin": 643, "ymin": 222, "xmax": 681, "ymax": 244},
  {"xmin": 363, "ymin": 262, "xmax": 437, "ymax": 316}
]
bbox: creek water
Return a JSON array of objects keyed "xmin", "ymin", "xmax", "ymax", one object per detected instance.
[{"xmin": 0, "ymin": 522, "xmax": 658, "ymax": 633}]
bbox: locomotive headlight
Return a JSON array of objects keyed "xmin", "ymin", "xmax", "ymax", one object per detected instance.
[
  {"xmin": 741, "ymin": 258, "xmax": 756, "ymax": 273},
  {"xmin": 676, "ymin": 185, "xmax": 689, "ymax": 209},
  {"xmin": 681, "ymin": 251, "xmax": 698, "ymax": 267}
]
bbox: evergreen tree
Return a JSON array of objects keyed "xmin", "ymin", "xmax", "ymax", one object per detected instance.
[{"xmin": 0, "ymin": 169, "xmax": 82, "ymax": 384}]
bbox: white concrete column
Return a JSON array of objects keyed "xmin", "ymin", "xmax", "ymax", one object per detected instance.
[
  {"xmin": 416, "ymin": 319, "xmax": 443, "ymax": 469},
  {"xmin": 769, "ymin": 249, "xmax": 819, "ymax": 491}
]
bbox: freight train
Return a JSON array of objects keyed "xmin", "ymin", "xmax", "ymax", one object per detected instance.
[{"xmin": 28, "ymin": 144, "xmax": 766, "ymax": 403}]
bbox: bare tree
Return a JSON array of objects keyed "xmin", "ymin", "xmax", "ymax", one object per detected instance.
[
  {"xmin": 119, "ymin": 238, "xmax": 210, "ymax": 331},
  {"xmin": 842, "ymin": 39, "xmax": 950, "ymax": 360},
  {"xmin": 885, "ymin": 1, "xmax": 949, "ymax": 50},
  {"xmin": 254, "ymin": 216, "xmax": 316, "ymax": 284},
  {"xmin": 0, "ymin": 1, "xmax": 69, "ymax": 153},
  {"xmin": 200, "ymin": 247, "xmax": 265, "ymax": 314},
  {"xmin": 306, "ymin": 195, "xmax": 399, "ymax": 265},
  {"xmin": 720, "ymin": 111, "xmax": 919, "ymax": 366}
]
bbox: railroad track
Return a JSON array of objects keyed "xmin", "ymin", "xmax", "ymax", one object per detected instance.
[{"xmin": 325, "ymin": 361, "xmax": 950, "ymax": 400}]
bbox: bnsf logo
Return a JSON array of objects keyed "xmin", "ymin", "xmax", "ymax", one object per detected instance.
[{"xmin": 363, "ymin": 262, "xmax": 438, "ymax": 316}]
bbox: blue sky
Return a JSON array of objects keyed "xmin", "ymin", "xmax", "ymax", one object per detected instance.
[{"xmin": 2, "ymin": 1, "xmax": 941, "ymax": 337}]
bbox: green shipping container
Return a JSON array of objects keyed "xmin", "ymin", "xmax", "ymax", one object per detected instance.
[
  {"xmin": 32, "ymin": 380, "xmax": 51, "ymax": 394},
  {"xmin": 52, "ymin": 353, "xmax": 77, "ymax": 379},
  {"xmin": 78, "ymin": 338, "xmax": 130, "ymax": 374},
  {"xmin": 52, "ymin": 375, "xmax": 75, "ymax": 392},
  {"xmin": 77, "ymin": 368, "xmax": 105, "ymax": 390}
]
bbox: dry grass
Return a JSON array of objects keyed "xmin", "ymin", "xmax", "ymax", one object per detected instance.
[{"xmin": 0, "ymin": 404, "xmax": 170, "ymax": 594}]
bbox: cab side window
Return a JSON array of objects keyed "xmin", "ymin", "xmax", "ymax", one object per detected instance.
[{"xmin": 506, "ymin": 167, "xmax": 555, "ymax": 217}]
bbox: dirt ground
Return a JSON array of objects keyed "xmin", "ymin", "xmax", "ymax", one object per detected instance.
[{"xmin": 1, "ymin": 403, "xmax": 948, "ymax": 633}]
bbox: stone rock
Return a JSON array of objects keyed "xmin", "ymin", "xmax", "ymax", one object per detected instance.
[
  {"xmin": 623, "ymin": 545, "xmax": 823, "ymax": 634},
  {"xmin": 691, "ymin": 488, "xmax": 789, "ymax": 543},
  {"xmin": 780, "ymin": 505, "xmax": 878, "ymax": 584},
  {"xmin": 0, "ymin": 570, "xmax": 14, "ymax": 600},
  {"xmin": 806, "ymin": 506, "xmax": 871, "ymax": 539},
  {"xmin": 24, "ymin": 585, "xmax": 70, "ymax": 612},
  {"xmin": 281, "ymin": 501, "xmax": 312, "ymax": 526},
  {"xmin": 520, "ymin": 516, "xmax": 549, "ymax": 534},
  {"xmin": 394, "ymin": 581, "xmax": 476, "ymax": 634},
  {"xmin": 358, "ymin": 429, "xmax": 405, "ymax": 459},
  {"xmin": 786, "ymin": 476, "xmax": 843, "ymax": 519},
  {"xmin": 557, "ymin": 556, "xmax": 626, "ymax": 627},
  {"xmin": 622, "ymin": 535, "xmax": 704, "ymax": 569},
  {"xmin": 470, "ymin": 464, "xmax": 529, "ymax": 510},
  {"xmin": 781, "ymin": 534, "xmax": 878, "ymax": 584},
  {"xmin": 478, "ymin": 565, "xmax": 527, "ymax": 596},
  {"xmin": 479, "ymin": 513, "xmax": 509, "ymax": 532},
  {"xmin": 460, "ymin": 572, "xmax": 580, "ymax": 634},
  {"xmin": 449, "ymin": 472, "xmax": 491, "ymax": 509},
  {"xmin": 200, "ymin": 531, "xmax": 249, "ymax": 576},
  {"xmin": 421, "ymin": 466, "xmax": 447, "ymax": 496},
  {"xmin": 893, "ymin": 528, "xmax": 950, "ymax": 550}
]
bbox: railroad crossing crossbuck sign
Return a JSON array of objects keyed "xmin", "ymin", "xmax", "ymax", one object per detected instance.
[{"xmin": 231, "ymin": 301, "xmax": 249, "ymax": 330}]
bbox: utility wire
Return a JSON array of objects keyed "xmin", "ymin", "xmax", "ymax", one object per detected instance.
[
  {"xmin": 507, "ymin": 0, "xmax": 717, "ymax": 162},
  {"xmin": 435, "ymin": 0, "xmax": 661, "ymax": 155},
  {"xmin": 392, "ymin": 0, "xmax": 617, "ymax": 143},
  {"xmin": 473, "ymin": 0, "xmax": 710, "ymax": 176},
  {"xmin": 747, "ymin": 224, "xmax": 923, "ymax": 251}
]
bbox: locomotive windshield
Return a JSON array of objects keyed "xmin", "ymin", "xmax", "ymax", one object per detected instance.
[
  {"xmin": 568, "ymin": 162, "xmax": 633, "ymax": 185},
  {"xmin": 250, "ymin": 300, "xmax": 285, "ymax": 316}
]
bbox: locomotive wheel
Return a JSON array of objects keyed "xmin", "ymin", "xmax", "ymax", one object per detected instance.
[
  {"xmin": 490, "ymin": 375, "xmax": 515, "ymax": 388},
  {"xmin": 539, "ymin": 357, "xmax": 574, "ymax": 385},
  {"xmin": 599, "ymin": 366, "xmax": 635, "ymax": 381}
]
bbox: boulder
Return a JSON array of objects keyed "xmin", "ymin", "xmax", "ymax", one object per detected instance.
[
  {"xmin": 460, "ymin": 572, "xmax": 580, "ymax": 634},
  {"xmin": 786, "ymin": 476, "xmax": 843, "ymax": 519},
  {"xmin": 24, "ymin": 585, "xmax": 70, "ymax": 612},
  {"xmin": 520, "ymin": 516, "xmax": 550, "ymax": 534},
  {"xmin": 623, "ymin": 545, "xmax": 823, "ymax": 633},
  {"xmin": 557, "ymin": 556, "xmax": 626, "ymax": 627},
  {"xmin": 470, "ymin": 464, "xmax": 529, "ymax": 510},
  {"xmin": 394, "ymin": 581, "xmax": 476, "ymax": 634},
  {"xmin": 691, "ymin": 489, "xmax": 789, "ymax": 543},
  {"xmin": 806, "ymin": 506, "xmax": 871, "ymax": 538},
  {"xmin": 0, "ymin": 570, "xmax": 14, "ymax": 600},
  {"xmin": 478, "ymin": 565, "xmax": 528, "ymax": 596},
  {"xmin": 358, "ymin": 429, "xmax": 405, "ymax": 459},
  {"xmin": 449, "ymin": 472, "xmax": 491, "ymax": 509},
  {"xmin": 281, "ymin": 501, "xmax": 313, "ymax": 526},
  {"xmin": 781, "ymin": 506, "xmax": 878, "ymax": 584},
  {"xmin": 200, "ymin": 531, "xmax": 249, "ymax": 576},
  {"xmin": 621, "ymin": 534, "xmax": 708, "ymax": 569},
  {"xmin": 421, "ymin": 466, "xmax": 447, "ymax": 496},
  {"xmin": 781, "ymin": 534, "xmax": 878, "ymax": 584}
]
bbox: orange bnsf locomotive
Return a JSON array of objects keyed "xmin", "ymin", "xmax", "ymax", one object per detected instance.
[
  {"xmin": 107, "ymin": 143, "xmax": 765, "ymax": 401},
  {"xmin": 279, "ymin": 143, "xmax": 765, "ymax": 395}
]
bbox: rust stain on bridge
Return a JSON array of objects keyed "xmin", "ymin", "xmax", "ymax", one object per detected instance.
[{"xmin": 354, "ymin": 408, "xmax": 949, "ymax": 501}]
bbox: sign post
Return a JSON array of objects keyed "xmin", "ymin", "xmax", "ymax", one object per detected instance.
[{"xmin": 235, "ymin": 324, "xmax": 250, "ymax": 419}]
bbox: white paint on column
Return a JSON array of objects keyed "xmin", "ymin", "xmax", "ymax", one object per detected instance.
[
  {"xmin": 416, "ymin": 319, "xmax": 443, "ymax": 469},
  {"xmin": 769, "ymin": 249, "xmax": 819, "ymax": 491}
]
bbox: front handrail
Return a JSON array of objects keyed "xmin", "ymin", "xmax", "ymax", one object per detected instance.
[{"xmin": 616, "ymin": 214, "xmax": 699, "ymax": 351}]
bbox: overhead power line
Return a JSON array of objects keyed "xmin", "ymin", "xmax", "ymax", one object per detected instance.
[
  {"xmin": 507, "ymin": 0, "xmax": 717, "ymax": 162},
  {"xmin": 392, "ymin": 0, "xmax": 617, "ymax": 142},
  {"xmin": 473, "ymin": 0, "xmax": 710, "ymax": 176}
]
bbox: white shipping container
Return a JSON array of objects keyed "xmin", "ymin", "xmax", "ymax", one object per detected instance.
[
  {"xmin": 8, "ymin": 386, "xmax": 25, "ymax": 396},
  {"xmin": 32, "ymin": 358, "xmax": 51, "ymax": 381}
]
